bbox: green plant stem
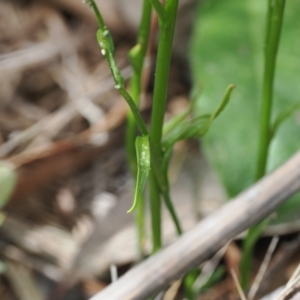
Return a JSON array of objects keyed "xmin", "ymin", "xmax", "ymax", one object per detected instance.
[
  {"xmin": 126, "ymin": 0, "xmax": 152, "ymax": 254},
  {"xmin": 87, "ymin": 0, "xmax": 105, "ymax": 29},
  {"xmin": 89, "ymin": 0, "xmax": 149, "ymax": 137},
  {"xmin": 90, "ymin": 0, "xmax": 151, "ymax": 253},
  {"xmin": 150, "ymin": 146, "xmax": 182, "ymax": 238},
  {"xmin": 136, "ymin": 194, "xmax": 145, "ymax": 255},
  {"xmin": 119, "ymin": 87, "xmax": 149, "ymax": 136},
  {"xmin": 149, "ymin": 172, "xmax": 162, "ymax": 253},
  {"xmin": 162, "ymin": 149, "xmax": 182, "ymax": 235},
  {"xmin": 240, "ymin": 219, "xmax": 269, "ymax": 290},
  {"xmin": 255, "ymin": 0, "xmax": 286, "ymax": 180},
  {"xmin": 149, "ymin": 0, "xmax": 179, "ymax": 253},
  {"xmin": 240, "ymin": 0, "xmax": 286, "ymax": 291},
  {"xmin": 162, "ymin": 191, "xmax": 182, "ymax": 235},
  {"xmin": 150, "ymin": 0, "xmax": 178, "ymax": 148},
  {"xmin": 149, "ymin": 0, "xmax": 166, "ymax": 21},
  {"xmin": 89, "ymin": 0, "xmax": 182, "ymax": 255}
]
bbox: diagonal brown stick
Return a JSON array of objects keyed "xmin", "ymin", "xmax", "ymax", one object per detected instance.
[{"xmin": 89, "ymin": 150, "xmax": 300, "ymax": 300}]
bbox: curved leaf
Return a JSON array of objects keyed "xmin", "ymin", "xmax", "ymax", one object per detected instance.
[
  {"xmin": 162, "ymin": 115, "xmax": 211, "ymax": 149},
  {"xmin": 162, "ymin": 84, "xmax": 235, "ymax": 150},
  {"xmin": 127, "ymin": 136, "xmax": 151, "ymax": 213}
]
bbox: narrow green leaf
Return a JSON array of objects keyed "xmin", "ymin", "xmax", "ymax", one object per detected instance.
[
  {"xmin": 162, "ymin": 85, "xmax": 234, "ymax": 150},
  {"xmin": 162, "ymin": 115, "xmax": 211, "ymax": 149},
  {"xmin": 127, "ymin": 136, "xmax": 151, "ymax": 213},
  {"xmin": 210, "ymin": 84, "xmax": 236, "ymax": 122},
  {"xmin": 0, "ymin": 163, "xmax": 16, "ymax": 209},
  {"xmin": 162, "ymin": 87, "xmax": 202, "ymax": 137},
  {"xmin": 271, "ymin": 102, "xmax": 300, "ymax": 138},
  {"xmin": 163, "ymin": 105, "xmax": 192, "ymax": 136}
]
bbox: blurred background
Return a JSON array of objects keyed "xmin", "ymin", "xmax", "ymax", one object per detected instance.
[{"xmin": 1, "ymin": 0, "xmax": 300, "ymax": 300}]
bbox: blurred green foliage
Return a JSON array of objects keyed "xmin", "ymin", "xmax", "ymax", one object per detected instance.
[{"xmin": 190, "ymin": 0, "xmax": 300, "ymax": 223}]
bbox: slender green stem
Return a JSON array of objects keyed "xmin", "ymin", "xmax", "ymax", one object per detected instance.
[
  {"xmin": 149, "ymin": 0, "xmax": 166, "ymax": 21},
  {"xmin": 136, "ymin": 192, "xmax": 145, "ymax": 255},
  {"xmin": 88, "ymin": 0, "xmax": 149, "ymax": 137},
  {"xmin": 149, "ymin": 172, "xmax": 162, "ymax": 253},
  {"xmin": 255, "ymin": 0, "xmax": 286, "ymax": 180},
  {"xmin": 119, "ymin": 87, "xmax": 148, "ymax": 136},
  {"xmin": 240, "ymin": 0, "xmax": 286, "ymax": 291},
  {"xmin": 240, "ymin": 219, "xmax": 269, "ymax": 290},
  {"xmin": 149, "ymin": 0, "xmax": 179, "ymax": 253},
  {"xmin": 161, "ymin": 149, "xmax": 182, "ymax": 235},
  {"xmin": 87, "ymin": 0, "xmax": 105, "ymax": 29},
  {"xmin": 150, "ymin": 143, "xmax": 182, "ymax": 248},
  {"xmin": 163, "ymin": 191, "xmax": 182, "ymax": 235},
  {"xmin": 150, "ymin": 0, "xmax": 179, "ymax": 149},
  {"xmin": 89, "ymin": 0, "xmax": 151, "ymax": 253},
  {"xmin": 89, "ymin": 0, "xmax": 182, "ymax": 255},
  {"xmin": 125, "ymin": 0, "xmax": 152, "ymax": 254},
  {"xmin": 126, "ymin": 1, "xmax": 152, "ymax": 166}
]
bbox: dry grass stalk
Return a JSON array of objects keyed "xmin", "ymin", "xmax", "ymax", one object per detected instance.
[{"xmin": 89, "ymin": 150, "xmax": 300, "ymax": 300}]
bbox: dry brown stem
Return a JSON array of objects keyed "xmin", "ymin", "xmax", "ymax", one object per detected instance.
[{"xmin": 89, "ymin": 150, "xmax": 300, "ymax": 300}]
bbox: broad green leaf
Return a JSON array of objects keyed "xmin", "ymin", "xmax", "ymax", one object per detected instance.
[
  {"xmin": 127, "ymin": 136, "xmax": 150, "ymax": 213},
  {"xmin": 0, "ymin": 163, "xmax": 16, "ymax": 209},
  {"xmin": 190, "ymin": 0, "xmax": 300, "ymax": 223}
]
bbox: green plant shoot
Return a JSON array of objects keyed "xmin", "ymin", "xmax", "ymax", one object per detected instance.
[
  {"xmin": 87, "ymin": 2, "xmax": 236, "ymax": 298},
  {"xmin": 255, "ymin": 0, "xmax": 286, "ymax": 180},
  {"xmin": 126, "ymin": 0, "xmax": 152, "ymax": 254},
  {"xmin": 127, "ymin": 136, "xmax": 151, "ymax": 213},
  {"xmin": 241, "ymin": 0, "xmax": 286, "ymax": 291},
  {"xmin": 86, "ymin": 0, "xmax": 148, "ymax": 137},
  {"xmin": 163, "ymin": 84, "xmax": 235, "ymax": 150}
]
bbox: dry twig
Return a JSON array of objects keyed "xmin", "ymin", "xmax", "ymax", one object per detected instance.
[{"xmin": 89, "ymin": 150, "xmax": 300, "ymax": 300}]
